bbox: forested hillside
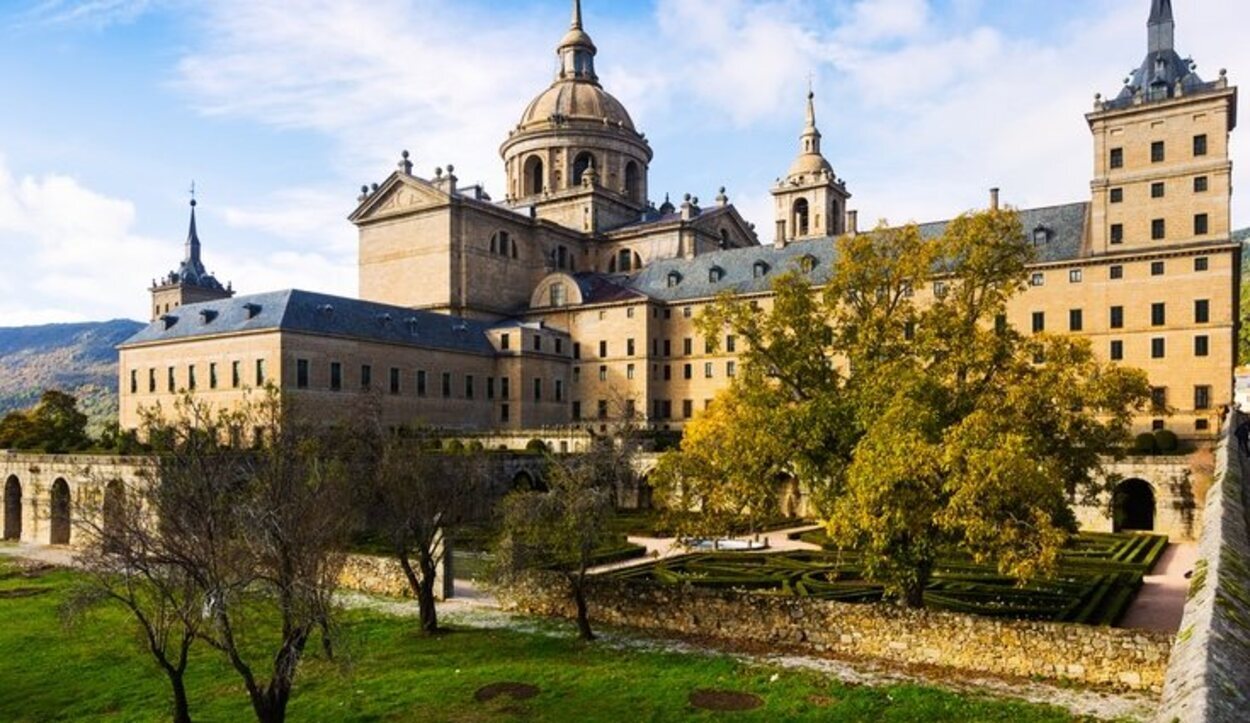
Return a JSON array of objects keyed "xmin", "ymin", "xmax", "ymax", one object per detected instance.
[{"xmin": 0, "ymin": 319, "xmax": 144, "ymax": 434}]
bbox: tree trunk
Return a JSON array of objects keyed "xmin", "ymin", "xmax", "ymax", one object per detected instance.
[
  {"xmin": 417, "ymin": 573, "xmax": 438, "ymax": 635},
  {"xmin": 902, "ymin": 562, "xmax": 933, "ymax": 609},
  {"xmin": 167, "ymin": 669, "xmax": 191, "ymax": 723},
  {"xmin": 572, "ymin": 577, "xmax": 594, "ymax": 641}
]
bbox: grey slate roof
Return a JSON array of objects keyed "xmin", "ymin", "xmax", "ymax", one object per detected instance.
[
  {"xmin": 120, "ymin": 289, "xmax": 497, "ymax": 355},
  {"xmin": 618, "ymin": 202, "xmax": 1090, "ymax": 302}
]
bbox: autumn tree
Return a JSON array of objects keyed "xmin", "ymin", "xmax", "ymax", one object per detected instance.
[
  {"xmin": 668, "ymin": 209, "xmax": 1151, "ymax": 607},
  {"xmin": 495, "ymin": 431, "xmax": 633, "ymax": 640},
  {"xmin": 0, "ymin": 390, "xmax": 91, "ymax": 453},
  {"xmin": 369, "ymin": 430, "xmax": 488, "ymax": 634}
]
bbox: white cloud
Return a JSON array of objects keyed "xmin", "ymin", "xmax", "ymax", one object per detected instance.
[
  {"xmin": 836, "ymin": 0, "xmax": 931, "ymax": 44},
  {"xmin": 19, "ymin": 0, "xmax": 161, "ymax": 28}
]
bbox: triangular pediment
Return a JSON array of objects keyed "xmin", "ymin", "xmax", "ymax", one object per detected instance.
[{"xmin": 350, "ymin": 174, "xmax": 452, "ymax": 223}]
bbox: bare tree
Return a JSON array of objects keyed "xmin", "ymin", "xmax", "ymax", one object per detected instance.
[
  {"xmin": 370, "ymin": 431, "xmax": 487, "ymax": 634},
  {"xmin": 495, "ymin": 425, "xmax": 635, "ymax": 641}
]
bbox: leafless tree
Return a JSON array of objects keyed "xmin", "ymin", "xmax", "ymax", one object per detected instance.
[{"xmin": 369, "ymin": 431, "xmax": 488, "ymax": 634}]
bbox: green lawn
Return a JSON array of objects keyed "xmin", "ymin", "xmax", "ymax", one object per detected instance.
[{"xmin": 0, "ymin": 558, "xmax": 1079, "ymax": 722}]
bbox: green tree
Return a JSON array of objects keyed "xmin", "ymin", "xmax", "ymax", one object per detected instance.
[
  {"xmin": 1240, "ymin": 279, "xmax": 1250, "ymax": 364},
  {"xmin": 671, "ymin": 209, "xmax": 1151, "ymax": 607},
  {"xmin": 0, "ymin": 390, "xmax": 90, "ymax": 453}
]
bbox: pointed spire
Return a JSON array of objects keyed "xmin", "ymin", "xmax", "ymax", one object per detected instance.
[
  {"xmin": 556, "ymin": 0, "xmax": 597, "ymax": 80},
  {"xmin": 799, "ymin": 88, "xmax": 822, "ymax": 156},
  {"xmin": 1148, "ymin": 0, "xmax": 1174, "ymax": 53},
  {"xmin": 571, "ymin": 0, "xmax": 583, "ymax": 30},
  {"xmin": 185, "ymin": 194, "xmax": 201, "ymax": 268}
]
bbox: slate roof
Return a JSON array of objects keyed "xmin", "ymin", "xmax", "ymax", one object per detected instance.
[
  {"xmin": 617, "ymin": 202, "xmax": 1090, "ymax": 302},
  {"xmin": 120, "ymin": 289, "xmax": 497, "ymax": 355}
]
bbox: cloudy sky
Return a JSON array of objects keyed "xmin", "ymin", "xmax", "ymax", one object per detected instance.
[{"xmin": 0, "ymin": 0, "xmax": 1245, "ymax": 325}]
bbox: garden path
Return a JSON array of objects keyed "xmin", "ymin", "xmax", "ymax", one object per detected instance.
[
  {"xmin": 587, "ymin": 523, "xmax": 823, "ymax": 574},
  {"xmin": 1117, "ymin": 541, "xmax": 1196, "ymax": 632}
]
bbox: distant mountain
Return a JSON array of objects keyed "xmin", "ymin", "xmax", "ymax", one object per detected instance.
[{"xmin": 0, "ymin": 319, "xmax": 144, "ymax": 434}]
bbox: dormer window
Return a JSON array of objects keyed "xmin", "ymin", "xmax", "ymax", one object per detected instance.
[
  {"xmin": 318, "ymin": 304, "xmax": 334, "ymax": 315},
  {"xmin": 666, "ymin": 271, "xmax": 682, "ymax": 288},
  {"xmin": 1032, "ymin": 226, "xmax": 1050, "ymax": 245},
  {"xmin": 377, "ymin": 313, "xmax": 393, "ymax": 325},
  {"xmin": 199, "ymin": 309, "xmax": 217, "ymax": 324},
  {"xmin": 243, "ymin": 303, "xmax": 261, "ymax": 319},
  {"xmin": 405, "ymin": 317, "xmax": 419, "ymax": 335},
  {"xmin": 708, "ymin": 266, "xmax": 725, "ymax": 283},
  {"xmin": 798, "ymin": 254, "xmax": 817, "ymax": 273},
  {"xmin": 160, "ymin": 314, "xmax": 178, "ymax": 330},
  {"xmin": 752, "ymin": 261, "xmax": 770, "ymax": 279}
]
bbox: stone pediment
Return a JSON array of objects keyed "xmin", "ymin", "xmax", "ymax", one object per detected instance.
[{"xmin": 350, "ymin": 175, "xmax": 451, "ymax": 223}]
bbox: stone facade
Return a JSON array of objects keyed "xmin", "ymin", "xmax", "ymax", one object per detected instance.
[
  {"xmin": 0, "ymin": 453, "xmax": 148, "ymax": 546},
  {"xmin": 500, "ymin": 572, "xmax": 1172, "ymax": 692}
]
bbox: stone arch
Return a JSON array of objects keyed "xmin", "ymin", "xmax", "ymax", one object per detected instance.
[
  {"xmin": 50, "ymin": 478, "xmax": 71, "ymax": 545},
  {"xmin": 572, "ymin": 152, "xmax": 596, "ymax": 186},
  {"xmin": 524, "ymin": 156, "xmax": 545, "ymax": 196},
  {"xmin": 103, "ymin": 479, "xmax": 124, "ymax": 552},
  {"xmin": 1113, "ymin": 478, "xmax": 1155, "ymax": 532},
  {"xmin": 512, "ymin": 470, "xmax": 546, "ymax": 493},
  {"xmin": 3, "ymin": 475, "xmax": 20, "ymax": 541},
  {"xmin": 792, "ymin": 198, "xmax": 810, "ymax": 237},
  {"xmin": 624, "ymin": 161, "xmax": 640, "ymax": 202}
]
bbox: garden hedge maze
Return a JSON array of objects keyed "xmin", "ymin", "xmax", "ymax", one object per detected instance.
[{"xmin": 605, "ymin": 532, "xmax": 1168, "ymax": 625}]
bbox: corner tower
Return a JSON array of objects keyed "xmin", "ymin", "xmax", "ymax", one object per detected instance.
[
  {"xmin": 149, "ymin": 198, "xmax": 233, "ymax": 321},
  {"xmin": 500, "ymin": 0, "xmax": 653, "ymax": 234},
  {"xmin": 771, "ymin": 90, "xmax": 850, "ymax": 246},
  {"xmin": 1087, "ymin": 0, "xmax": 1237, "ymax": 254}
]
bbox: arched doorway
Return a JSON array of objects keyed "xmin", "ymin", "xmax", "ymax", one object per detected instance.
[
  {"xmin": 3, "ymin": 476, "xmax": 20, "ymax": 541},
  {"xmin": 1114, "ymin": 479, "xmax": 1155, "ymax": 532},
  {"xmin": 512, "ymin": 470, "xmax": 547, "ymax": 493},
  {"xmin": 50, "ymin": 478, "xmax": 71, "ymax": 545},
  {"xmin": 103, "ymin": 480, "xmax": 124, "ymax": 552}
]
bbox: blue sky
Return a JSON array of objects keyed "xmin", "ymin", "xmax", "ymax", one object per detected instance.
[{"xmin": 0, "ymin": 0, "xmax": 1245, "ymax": 324}]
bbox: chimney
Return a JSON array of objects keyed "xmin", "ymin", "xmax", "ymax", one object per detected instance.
[
  {"xmin": 990, "ymin": 187, "xmax": 1000, "ymax": 211},
  {"xmin": 847, "ymin": 209, "xmax": 859, "ymax": 235}
]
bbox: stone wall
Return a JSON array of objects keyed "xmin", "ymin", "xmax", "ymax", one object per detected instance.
[
  {"xmin": 501, "ymin": 574, "xmax": 1171, "ymax": 693},
  {"xmin": 1156, "ymin": 412, "xmax": 1250, "ymax": 722},
  {"xmin": 338, "ymin": 545, "xmax": 453, "ymax": 601}
]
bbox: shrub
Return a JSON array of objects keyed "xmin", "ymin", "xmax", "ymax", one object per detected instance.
[
  {"xmin": 525, "ymin": 438, "xmax": 548, "ymax": 454},
  {"xmin": 467, "ymin": 440, "xmax": 485, "ymax": 453},
  {"xmin": 1132, "ymin": 433, "xmax": 1158, "ymax": 455},
  {"xmin": 444, "ymin": 439, "xmax": 465, "ymax": 454},
  {"xmin": 1153, "ymin": 429, "xmax": 1179, "ymax": 454}
]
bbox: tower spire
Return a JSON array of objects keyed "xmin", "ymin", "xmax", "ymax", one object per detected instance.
[
  {"xmin": 1148, "ymin": 0, "xmax": 1174, "ymax": 53},
  {"xmin": 571, "ymin": 0, "xmax": 583, "ymax": 30},
  {"xmin": 185, "ymin": 188, "xmax": 201, "ymax": 267},
  {"xmin": 556, "ymin": 0, "xmax": 596, "ymax": 81},
  {"xmin": 800, "ymin": 88, "xmax": 822, "ymax": 156}
]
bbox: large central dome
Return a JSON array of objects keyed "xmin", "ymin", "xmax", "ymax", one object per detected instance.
[{"xmin": 517, "ymin": 80, "xmax": 636, "ymax": 132}]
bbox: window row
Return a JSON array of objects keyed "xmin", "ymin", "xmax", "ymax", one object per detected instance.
[
  {"xmin": 1106, "ymin": 336, "xmax": 1212, "ymax": 361},
  {"xmin": 575, "ymin": 360, "xmax": 738, "ymax": 383},
  {"xmin": 1030, "ymin": 300, "xmax": 1211, "ymax": 333},
  {"xmin": 576, "ymin": 335, "xmax": 738, "ymax": 360},
  {"xmin": 291, "ymin": 361, "xmax": 564, "ymax": 403},
  {"xmin": 130, "ymin": 360, "xmax": 267, "ymax": 394},
  {"xmin": 1148, "ymin": 385, "xmax": 1214, "ymax": 411},
  {"xmin": 1031, "ymin": 256, "xmax": 1210, "ymax": 287},
  {"xmin": 1109, "ymin": 175, "xmax": 1210, "ymax": 203},
  {"xmin": 1108, "ymin": 134, "xmax": 1207, "ymax": 169},
  {"xmin": 499, "ymin": 332, "xmax": 564, "ymax": 355},
  {"xmin": 1108, "ymin": 215, "xmax": 1209, "ymax": 245}
]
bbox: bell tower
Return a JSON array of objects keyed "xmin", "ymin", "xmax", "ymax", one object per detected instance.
[
  {"xmin": 149, "ymin": 196, "xmax": 233, "ymax": 321},
  {"xmin": 770, "ymin": 90, "xmax": 851, "ymax": 246}
]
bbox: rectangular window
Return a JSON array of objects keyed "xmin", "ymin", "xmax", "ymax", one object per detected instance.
[
  {"xmin": 1152, "ymin": 218, "xmax": 1165, "ymax": 240},
  {"xmin": 683, "ymin": 338, "xmax": 693, "ymax": 355},
  {"xmin": 704, "ymin": 362, "xmax": 713, "ymax": 378},
  {"xmin": 627, "ymin": 363, "xmax": 635, "ymax": 380},
  {"xmin": 1152, "ymin": 302, "xmax": 1166, "ymax": 326},
  {"xmin": 533, "ymin": 378, "xmax": 543, "ymax": 402},
  {"xmin": 168, "ymin": 366, "xmax": 176, "ymax": 392},
  {"xmin": 683, "ymin": 307, "xmax": 692, "ymax": 318},
  {"xmin": 599, "ymin": 340, "xmax": 607, "ymax": 358},
  {"xmin": 683, "ymin": 363, "xmax": 693, "ymax": 380},
  {"xmin": 1151, "ymin": 338, "xmax": 1166, "ymax": 359},
  {"xmin": 627, "ymin": 338, "xmax": 635, "ymax": 356},
  {"xmin": 441, "ymin": 372, "xmax": 451, "ymax": 398},
  {"xmin": 598, "ymin": 400, "xmax": 608, "ymax": 420},
  {"xmin": 1110, "ymin": 264, "xmax": 1124, "ymax": 279},
  {"xmin": 1069, "ymin": 269, "xmax": 1083, "ymax": 283},
  {"xmin": 627, "ymin": 307, "xmax": 635, "ymax": 318},
  {"xmin": 704, "ymin": 338, "xmax": 714, "ymax": 354},
  {"xmin": 1195, "ymin": 257, "xmax": 1209, "ymax": 271},
  {"xmin": 1110, "ymin": 188, "xmax": 1123, "ymax": 203},
  {"xmin": 682, "ymin": 400, "xmax": 694, "ymax": 419},
  {"xmin": 1110, "ymin": 147, "xmax": 1123, "ymax": 169},
  {"xmin": 1195, "ymin": 385, "xmax": 1211, "ymax": 410},
  {"xmin": 465, "ymin": 375, "xmax": 474, "ymax": 399},
  {"xmin": 500, "ymin": 404, "xmax": 510, "ymax": 423},
  {"xmin": 905, "ymin": 321, "xmax": 917, "ymax": 341},
  {"xmin": 1151, "ymin": 181, "xmax": 1165, "ymax": 199},
  {"xmin": 664, "ymin": 309, "xmax": 672, "ymax": 320},
  {"xmin": 726, "ymin": 335, "xmax": 737, "ymax": 353},
  {"xmin": 1109, "ymin": 306, "xmax": 1124, "ymax": 329},
  {"xmin": 663, "ymin": 365, "xmax": 672, "ymax": 381},
  {"xmin": 726, "ymin": 361, "xmax": 737, "ymax": 377},
  {"xmin": 1151, "ymin": 387, "xmax": 1168, "ymax": 408},
  {"xmin": 130, "ymin": 369, "xmax": 137, "ymax": 394},
  {"xmin": 296, "ymin": 360, "xmax": 309, "ymax": 389},
  {"xmin": 1195, "ymin": 299, "xmax": 1210, "ymax": 324},
  {"xmin": 1110, "ymin": 224, "xmax": 1124, "ymax": 245},
  {"xmin": 1194, "ymin": 176, "xmax": 1209, "ymax": 193},
  {"xmin": 533, "ymin": 335, "xmax": 542, "ymax": 352},
  {"xmin": 256, "ymin": 359, "xmax": 266, "ymax": 386},
  {"xmin": 1195, "ymin": 335, "xmax": 1210, "ymax": 357},
  {"xmin": 1110, "ymin": 340, "xmax": 1124, "ymax": 361},
  {"xmin": 1193, "ymin": 134, "xmax": 1208, "ymax": 157},
  {"xmin": 417, "ymin": 370, "xmax": 428, "ymax": 397},
  {"xmin": 572, "ymin": 401, "xmax": 582, "ymax": 420},
  {"xmin": 148, "ymin": 368, "xmax": 156, "ymax": 393},
  {"xmin": 487, "ymin": 377, "xmax": 495, "ymax": 400},
  {"xmin": 500, "ymin": 376, "xmax": 509, "ymax": 400},
  {"xmin": 1151, "ymin": 140, "xmax": 1165, "ymax": 163},
  {"xmin": 1151, "ymin": 261, "xmax": 1165, "ymax": 276},
  {"xmin": 232, "ymin": 361, "xmax": 241, "ymax": 389},
  {"xmin": 598, "ymin": 365, "xmax": 607, "ymax": 381},
  {"xmin": 1195, "ymin": 213, "xmax": 1209, "ymax": 236},
  {"xmin": 390, "ymin": 367, "xmax": 401, "ymax": 395},
  {"xmin": 663, "ymin": 339, "xmax": 671, "ymax": 357},
  {"xmin": 330, "ymin": 362, "xmax": 342, "ymax": 391},
  {"xmin": 209, "ymin": 363, "xmax": 218, "ymax": 390},
  {"xmin": 652, "ymin": 339, "xmax": 658, "ymax": 356},
  {"xmin": 501, "ymin": 333, "xmax": 510, "ymax": 351},
  {"xmin": 1029, "ymin": 272, "xmax": 1045, "ymax": 287},
  {"xmin": 555, "ymin": 338, "xmax": 562, "ymax": 355},
  {"xmin": 1069, "ymin": 309, "xmax": 1083, "ymax": 332},
  {"xmin": 188, "ymin": 365, "xmax": 197, "ymax": 391},
  {"xmin": 360, "ymin": 364, "xmax": 372, "ymax": 391},
  {"xmin": 1032, "ymin": 311, "xmax": 1045, "ymax": 334},
  {"xmin": 555, "ymin": 379, "xmax": 563, "ymax": 403},
  {"xmin": 662, "ymin": 400, "xmax": 672, "ymax": 419},
  {"xmin": 573, "ymin": 342, "xmax": 581, "ymax": 360}
]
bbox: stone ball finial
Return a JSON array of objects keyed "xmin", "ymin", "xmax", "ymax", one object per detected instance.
[
  {"xmin": 719, "ymin": 186, "xmax": 726, "ymax": 194},
  {"xmin": 361, "ymin": 185, "xmax": 369, "ymax": 194},
  {"xmin": 683, "ymin": 193, "xmax": 692, "ymax": 202},
  {"xmin": 402, "ymin": 150, "xmax": 410, "ymax": 160},
  {"xmin": 1220, "ymin": 68, "xmax": 1228, "ymax": 78},
  {"xmin": 447, "ymin": 164, "xmax": 455, "ymax": 174},
  {"xmin": 692, "ymin": 196, "xmax": 699, "ymax": 205},
  {"xmin": 435, "ymin": 166, "xmax": 443, "ymax": 178}
]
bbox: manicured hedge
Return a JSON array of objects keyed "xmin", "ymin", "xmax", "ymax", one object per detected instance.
[{"xmin": 607, "ymin": 532, "xmax": 1168, "ymax": 626}]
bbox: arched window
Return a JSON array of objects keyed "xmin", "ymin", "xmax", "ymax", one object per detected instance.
[
  {"xmin": 793, "ymin": 198, "xmax": 810, "ymax": 237},
  {"xmin": 753, "ymin": 261, "xmax": 770, "ymax": 279},
  {"xmin": 524, "ymin": 156, "xmax": 545, "ymax": 196},
  {"xmin": 667, "ymin": 271, "xmax": 682, "ymax": 288},
  {"xmin": 549, "ymin": 282, "xmax": 567, "ymax": 308},
  {"xmin": 708, "ymin": 266, "xmax": 725, "ymax": 283},
  {"xmin": 572, "ymin": 152, "xmax": 595, "ymax": 186},
  {"xmin": 618, "ymin": 249, "xmax": 632, "ymax": 273},
  {"xmin": 511, "ymin": 238, "xmax": 518, "ymax": 259},
  {"xmin": 624, "ymin": 161, "xmax": 640, "ymax": 202}
]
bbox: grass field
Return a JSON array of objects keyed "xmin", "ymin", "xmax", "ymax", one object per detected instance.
[{"xmin": 0, "ymin": 557, "xmax": 1079, "ymax": 722}]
